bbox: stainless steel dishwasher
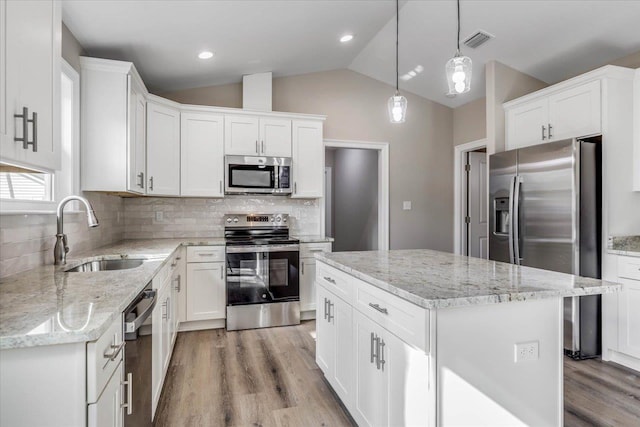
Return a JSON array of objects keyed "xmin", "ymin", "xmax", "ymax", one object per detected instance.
[{"xmin": 123, "ymin": 282, "xmax": 156, "ymax": 427}]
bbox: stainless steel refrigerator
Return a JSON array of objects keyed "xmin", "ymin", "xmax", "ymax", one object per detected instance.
[{"xmin": 489, "ymin": 138, "xmax": 602, "ymax": 359}]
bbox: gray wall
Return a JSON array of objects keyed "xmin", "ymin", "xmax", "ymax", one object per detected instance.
[
  {"xmin": 331, "ymin": 148, "xmax": 378, "ymax": 252},
  {"xmin": 162, "ymin": 69, "xmax": 454, "ymax": 252}
]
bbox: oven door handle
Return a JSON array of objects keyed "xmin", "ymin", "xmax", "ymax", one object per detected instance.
[
  {"xmin": 226, "ymin": 244, "xmax": 300, "ymax": 254},
  {"xmin": 124, "ymin": 290, "xmax": 157, "ymax": 335}
]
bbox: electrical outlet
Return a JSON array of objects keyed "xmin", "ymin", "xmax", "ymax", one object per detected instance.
[
  {"xmin": 403, "ymin": 201, "xmax": 412, "ymax": 210},
  {"xmin": 514, "ymin": 341, "xmax": 539, "ymax": 363},
  {"xmin": 155, "ymin": 211, "xmax": 164, "ymax": 221}
]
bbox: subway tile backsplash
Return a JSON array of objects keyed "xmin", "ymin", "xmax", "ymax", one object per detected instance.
[
  {"xmin": 0, "ymin": 192, "xmax": 124, "ymax": 278},
  {"xmin": 124, "ymin": 196, "xmax": 320, "ymax": 239}
]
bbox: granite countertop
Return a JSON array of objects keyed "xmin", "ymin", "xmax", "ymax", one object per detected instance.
[
  {"xmin": 0, "ymin": 238, "xmax": 225, "ymax": 350},
  {"xmin": 608, "ymin": 235, "xmax": 640, "ymax": 257},
  {"xmin": 294, "ymin": 235, "xmax": 334, "ymax": 243},
  {"xmin": 316, "ymin": 250, "xmax": 620, "ymax": 310}
]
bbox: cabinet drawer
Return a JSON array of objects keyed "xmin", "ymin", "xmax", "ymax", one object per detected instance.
[
  {"xmin": 187, "ymin": 246, "xmax": 225, "ymax": 263},
  {"xmin": 355, "ymin": 281, "xmax": 429, "ymax": 353},
  {"xmin": 618, "ymin": 256, "xmax": 640, "ymax": 281},
  {"xmin": 87, "ymin": 316, "xmax": 124, "ymax": 403},
  {"xmin": 300, "ymin": 242, "xmax": 332, "ymax": 258},
  {"xmin": 316, "ymin": 262, "xmax": 354, "ymax": 304}
]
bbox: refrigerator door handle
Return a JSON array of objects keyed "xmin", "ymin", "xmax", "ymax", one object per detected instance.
[
  {"xmin": 508, "ymin": 176, "xmax": 516, "ymax": 264},
  {"xmin": 513, "ymin": 175, "xmax": 523, "ymax": 265}
]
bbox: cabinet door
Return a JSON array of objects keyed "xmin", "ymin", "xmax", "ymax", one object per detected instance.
[
  {"xmin": 292, "ymin": 120, "xmax": 324, "ymax": 198},
  {"xmin": 2, "ymin": 0, "xmax": 60, "ymax": 170},
  {"xmin": 127, "ymin": 81, "xmax": 146, "ymax": 193},
  {"xmin": 151, "ymin": 283, "xmax": 168, "ymax": 415},
  {"xmin": 331, "ymin": 294, "xmax": 354, "ymax": 408},
  {"xmin": 224, "ymin": 115, "xmax": 259, "ymax": 155},
  {"xmin": 300, "ymin": 258, "xmax": 317, "ymax": 312},
  {"xmin": 88, "ymin": 362, "xmax": 123, "ymax": 427},
  {"xmin": 353, "ymin": 311, "xmax": 387, "ymax": 427},
  {"xmin": 181, "ymin": 112, "xmax": 224, "ymax": 197},
  {"xmin": 171, "ymin": 273, "xmax": 181, "ymax": 343},
  {"xmin": 259, "ymin": 118, "xmax": 292, "ymax": 157},
  {"xmin": 186, "ymin": 262, "xmax": 226, "ymax": 321},
  {"xmin": 147, "ymin": 101, "xmax": 180, "ymax": 196},
  {"xmin": 315, "ymin": 284, "xmax": 334, "ymax": 376},
  {"xmin": 548, "ymin": 80, "xmax": 601, "ymax": 142},
  {"xmin": 386, "ymin": 331, "xmax": 431, "ymax": 427},
  {"xmin": 505, "ymin": 98, "xmax": 548, "ymax": 151},
  {"xmin": 618, "ymin": 277, "xmax": 640, "ymax": 359},
  {"xmin": 162, "ymin": 291, "xmax": 172, "ymax": 372}
]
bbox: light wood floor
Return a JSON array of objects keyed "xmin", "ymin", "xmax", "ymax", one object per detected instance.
[{"xmin": 155, "ymin": 321, "xmax": 640, "ymax": 427}]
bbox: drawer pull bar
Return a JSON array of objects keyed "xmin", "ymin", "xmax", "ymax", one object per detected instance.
[
  {"xmin": 121, "ymin": 372, "xmax": 133, "ymax": 415},
  {"xmin": 308, "ymin": 248, "xmax": 324, "ymax": 252},
  {"xmin": 324, "ymin": 276, "xmax": 336, "ymax": 284},
  {"xmin": 104, "ymin": 340, "xmax": 125, "ymax": 361},
  {"xmin": 369, "ymin": 303, "xmax": 388, "ymax": 315},
  {"xmin": 198, "ymin": 253, "xmax": 215, "ymax": 256}
]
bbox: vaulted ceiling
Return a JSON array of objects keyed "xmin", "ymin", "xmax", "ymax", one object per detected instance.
[{"xmin": 62, "ymin": 1, "xmax": 640, "ymax": 108}]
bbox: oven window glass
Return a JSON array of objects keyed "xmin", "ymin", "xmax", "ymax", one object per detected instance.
[
  {"xmin": 229, "ymin": 165, "xmax": 274, "ymax": 188},
  {"xmin": 226, "ymin": 251, "xmax": 299, "ymax": 305}
]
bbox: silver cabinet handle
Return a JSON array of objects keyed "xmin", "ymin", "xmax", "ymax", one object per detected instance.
[
  {"xmin": 323, "ymin": 276, "xmax": 336, "ymax": 284},
  {"xmin": 256, "ymin": 140, "xmax": 259, "ymax": 154},
  {"xmin": 379, "ymin": 339, "xmax": 386, "ymax": 371},
  {"xmin": 328, "ymin": 301, "xmax": 334, "ymax": 322},
  {"xmin": 220, "ymin": 265, "xmax": 224, "ymax": 280},
  {"xmin": 261, "ymin": 140, "xmax": 265, "ymax": 154},
  {"xmin": 137, "ymin": 172, "xmax": 144, "ymax": 188},
  {"xmin": 29, "ymin": 111, "xmax": 38, "ymax": 152},
  {"xmin": 162, "ymin": 300, "xmax": 168, "ymax": 320},
  {"xmin": 368, "ymin": 303, "xmax": 388, "ymax": 315},
  {"xmin": 301, "ymin": 261, "xmax": 305, "ymax": 275},
  {"xmin": 371, "ymin": 332, "xmax": 379, "ymax": 365},
  {"xmin": 220, "ymin": 180, "xmax": 223, "ymax": 193},
  {"xmin": 294, "ymin": 182, "xmax": 297, "ymax": 194},
  {"xmin": 14, "ymin": 107, "xmax": 37, "ymax": 151},
  {"xmin": 198, "ymin": 253, "xmax": 215, "ymax": 257},
  {"xmin": 548, "ymin": 123, "xmax": 553, "ymax": 139},
  {"xmin": 104, "ymin": 337, "xmax": 125, "ymax": 361},
  {"xmin": 308, "ymin": 248, "xmax": 324, "ymax": 252},
  {"xmin": 541, "ymin": 125, "xmax": 547, "ymax": 140},
  {"xmin": 121, "ymin": 372, "xmax": 133, "ymax": 415},
  {"xmin": 174, "ymin": 275, "xmax": 181, "ymax": 292},
  {"xmin": 149, "ymin": 176, "xmax": 154, "ymax": 191},
  {"xmin": 324, "ymin": 297, "xmax": 329, "ymax": 320},
  {"xmin": 14, "ymin": 107, "xmax": 29, "ymax": 149}
]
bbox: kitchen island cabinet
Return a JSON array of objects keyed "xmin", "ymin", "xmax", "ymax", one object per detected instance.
[{"xmin": 315, "ymin": 250, "xmax": 619, "ymax": 427}]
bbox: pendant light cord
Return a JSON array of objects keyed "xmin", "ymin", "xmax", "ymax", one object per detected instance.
[
  {"xmin": 395, "ymin": 0, "xmax": 399, "ymax": 93},
  {"xmin": 456, "ymin": 0, "xmax": 461, "ymax": 53}
]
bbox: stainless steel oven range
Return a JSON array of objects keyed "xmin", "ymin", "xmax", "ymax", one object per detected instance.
[{"xmin": 224, "ymin": 213, "xmax": 300, "ymax": 331}]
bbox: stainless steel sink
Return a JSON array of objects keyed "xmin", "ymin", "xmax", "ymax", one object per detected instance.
[{"xmin": 65, "ymin": 259, "xmax": 146, "ymax": 272}]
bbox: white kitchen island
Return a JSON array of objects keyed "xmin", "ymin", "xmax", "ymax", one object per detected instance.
[{"xmin": 314, "ymin": 250, "xmax": 620, "ymax": 427}]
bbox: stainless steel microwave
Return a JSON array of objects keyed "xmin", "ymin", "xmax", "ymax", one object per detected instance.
[{"xmin": 225, "ymin": 155, "xmax": 292, "ymax": 195}]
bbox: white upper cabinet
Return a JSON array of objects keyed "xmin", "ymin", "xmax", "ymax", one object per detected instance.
[
  {"xmin": 259, "ymin": 118, "xmax": 292, "ymax": 157},
  {"xmin": 146, "ymin": 98, "xmax": 180, "ymax": 196},
  {"xmin": 292, "ymin": 120, "xmax": 324, "ymax": 198},
  {"xmin": 181, "ymin": 112, "xmax": 224, "ymax": 197},
  {"xmin": 548, "ymin": 80, "xmax": 601, "ymax": 142},
  {"xmin": 1, "ymin": 0, "xmax": 61, "ymax": 171},
  {"xmin": 224, "ymin": 115, "xmax": 260, "ymax": 155},
  {"xmin": 505, "ymin": 74, "xmax": 603, "ymax": 151},
  {"xmin": 225, "ymin": 115, "xmax": 292, "ymax": 157},
  {"xmin": 80, "ymin": 57, "xmax": 147, "ymax": 193}
]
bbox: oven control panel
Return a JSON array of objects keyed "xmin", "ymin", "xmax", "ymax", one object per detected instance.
[{"xmin": 224, "ymin": 213, "xmax": 289, "ymax": 227}]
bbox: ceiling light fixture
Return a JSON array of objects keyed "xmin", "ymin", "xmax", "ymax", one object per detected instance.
[
  {"xmin": 198, "ymin": 51, "xmax": 214, "ymax": 60},
  {"xmin": 340, "ymin": 34, "xmax": 354, "ymax": 43},
  {"xmin": 388, "ymin": 0, "xmax": 407, "ymax": 124},
  {"xmin": 445, "ymin": 0, "xmax": 472, "ymax": 95}
]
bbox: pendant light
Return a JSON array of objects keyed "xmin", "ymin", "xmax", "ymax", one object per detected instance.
[
  {"xmin": 446, "ymin": 0, "xmax": 472, "ymax": 95},
  {"xmin": 388, "ymin": 0, "xmax": 407, "ymax": 123}
]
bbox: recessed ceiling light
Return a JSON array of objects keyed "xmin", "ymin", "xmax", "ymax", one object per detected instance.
[
  {"xmin": 339, "ymin": 34, "xmax": 354, "ymax": 43},
  {"xmin": 198, "ymin": 51, "xmax": 214, "ymax": 60}
]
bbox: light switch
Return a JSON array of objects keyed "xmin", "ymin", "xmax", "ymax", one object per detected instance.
[
  {"xmin": 155, "ymin": 211, "xmax": 164, "ymax": 221},
  {"xmin": 403, "ymin": 201, "xmax": 412, "ymax": 210}
]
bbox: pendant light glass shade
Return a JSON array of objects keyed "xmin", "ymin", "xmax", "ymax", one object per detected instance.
[
  {"xmin": 388, "ymin": 92, "xmax": 407, "ymax": 123},
  {"xmin": 446, "ymin": 53, "xmax": 472, "ymax": 94}
]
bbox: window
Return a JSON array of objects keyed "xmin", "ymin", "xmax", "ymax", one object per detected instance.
[{"xmin": 0, "ymin": 59, "xmax": 79, "ymax": 213}]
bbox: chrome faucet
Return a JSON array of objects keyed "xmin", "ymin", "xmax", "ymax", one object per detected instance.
[{"xmin": 54, "ymin": 195, "xmax": 100, "ymax": 265}]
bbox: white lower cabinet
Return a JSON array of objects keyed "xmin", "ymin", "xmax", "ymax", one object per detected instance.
[
  {"xmin": 316, "ymin": 262, "xmax": 431, "ymax": 427},
  {"xmin": 185, "ymin": 247, "xmax": 226, "ymax": 322},
  {"xmin": 88, "ymin": 362, "xmax": 124, "ymax": 427},
  {"xmin": 152, "ymin": 272, "xmax": 171, "ymax": 415},
  {"xmin": 300, "ymin": 242, "xmax": 332, "ymax": 314},
  {"xmin": 617, "ymin": 256, "xmax": 640, "ymax": 360}
]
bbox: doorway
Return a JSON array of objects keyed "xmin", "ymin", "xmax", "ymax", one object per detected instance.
[
  {"xmin": 322, "ymin": 140, "xmax": 389, "ymax": 251},
  {"xmin": 454, "ymin": 139, "xmax": 488, "ymax": 258}
]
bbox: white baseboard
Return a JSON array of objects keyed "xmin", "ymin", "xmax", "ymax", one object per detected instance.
[
  {"xmin": 301, "ymin": 310, "xmax": 316, "ymax": 321},
  {"xmin": 607, "ymin": 349, "xmax": 640, "ymax": 372}
]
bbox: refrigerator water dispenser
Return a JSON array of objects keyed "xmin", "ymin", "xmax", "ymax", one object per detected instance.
[{"xmin": 494, "ymin": 197, "xmax": 510, "ymax": 234}]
